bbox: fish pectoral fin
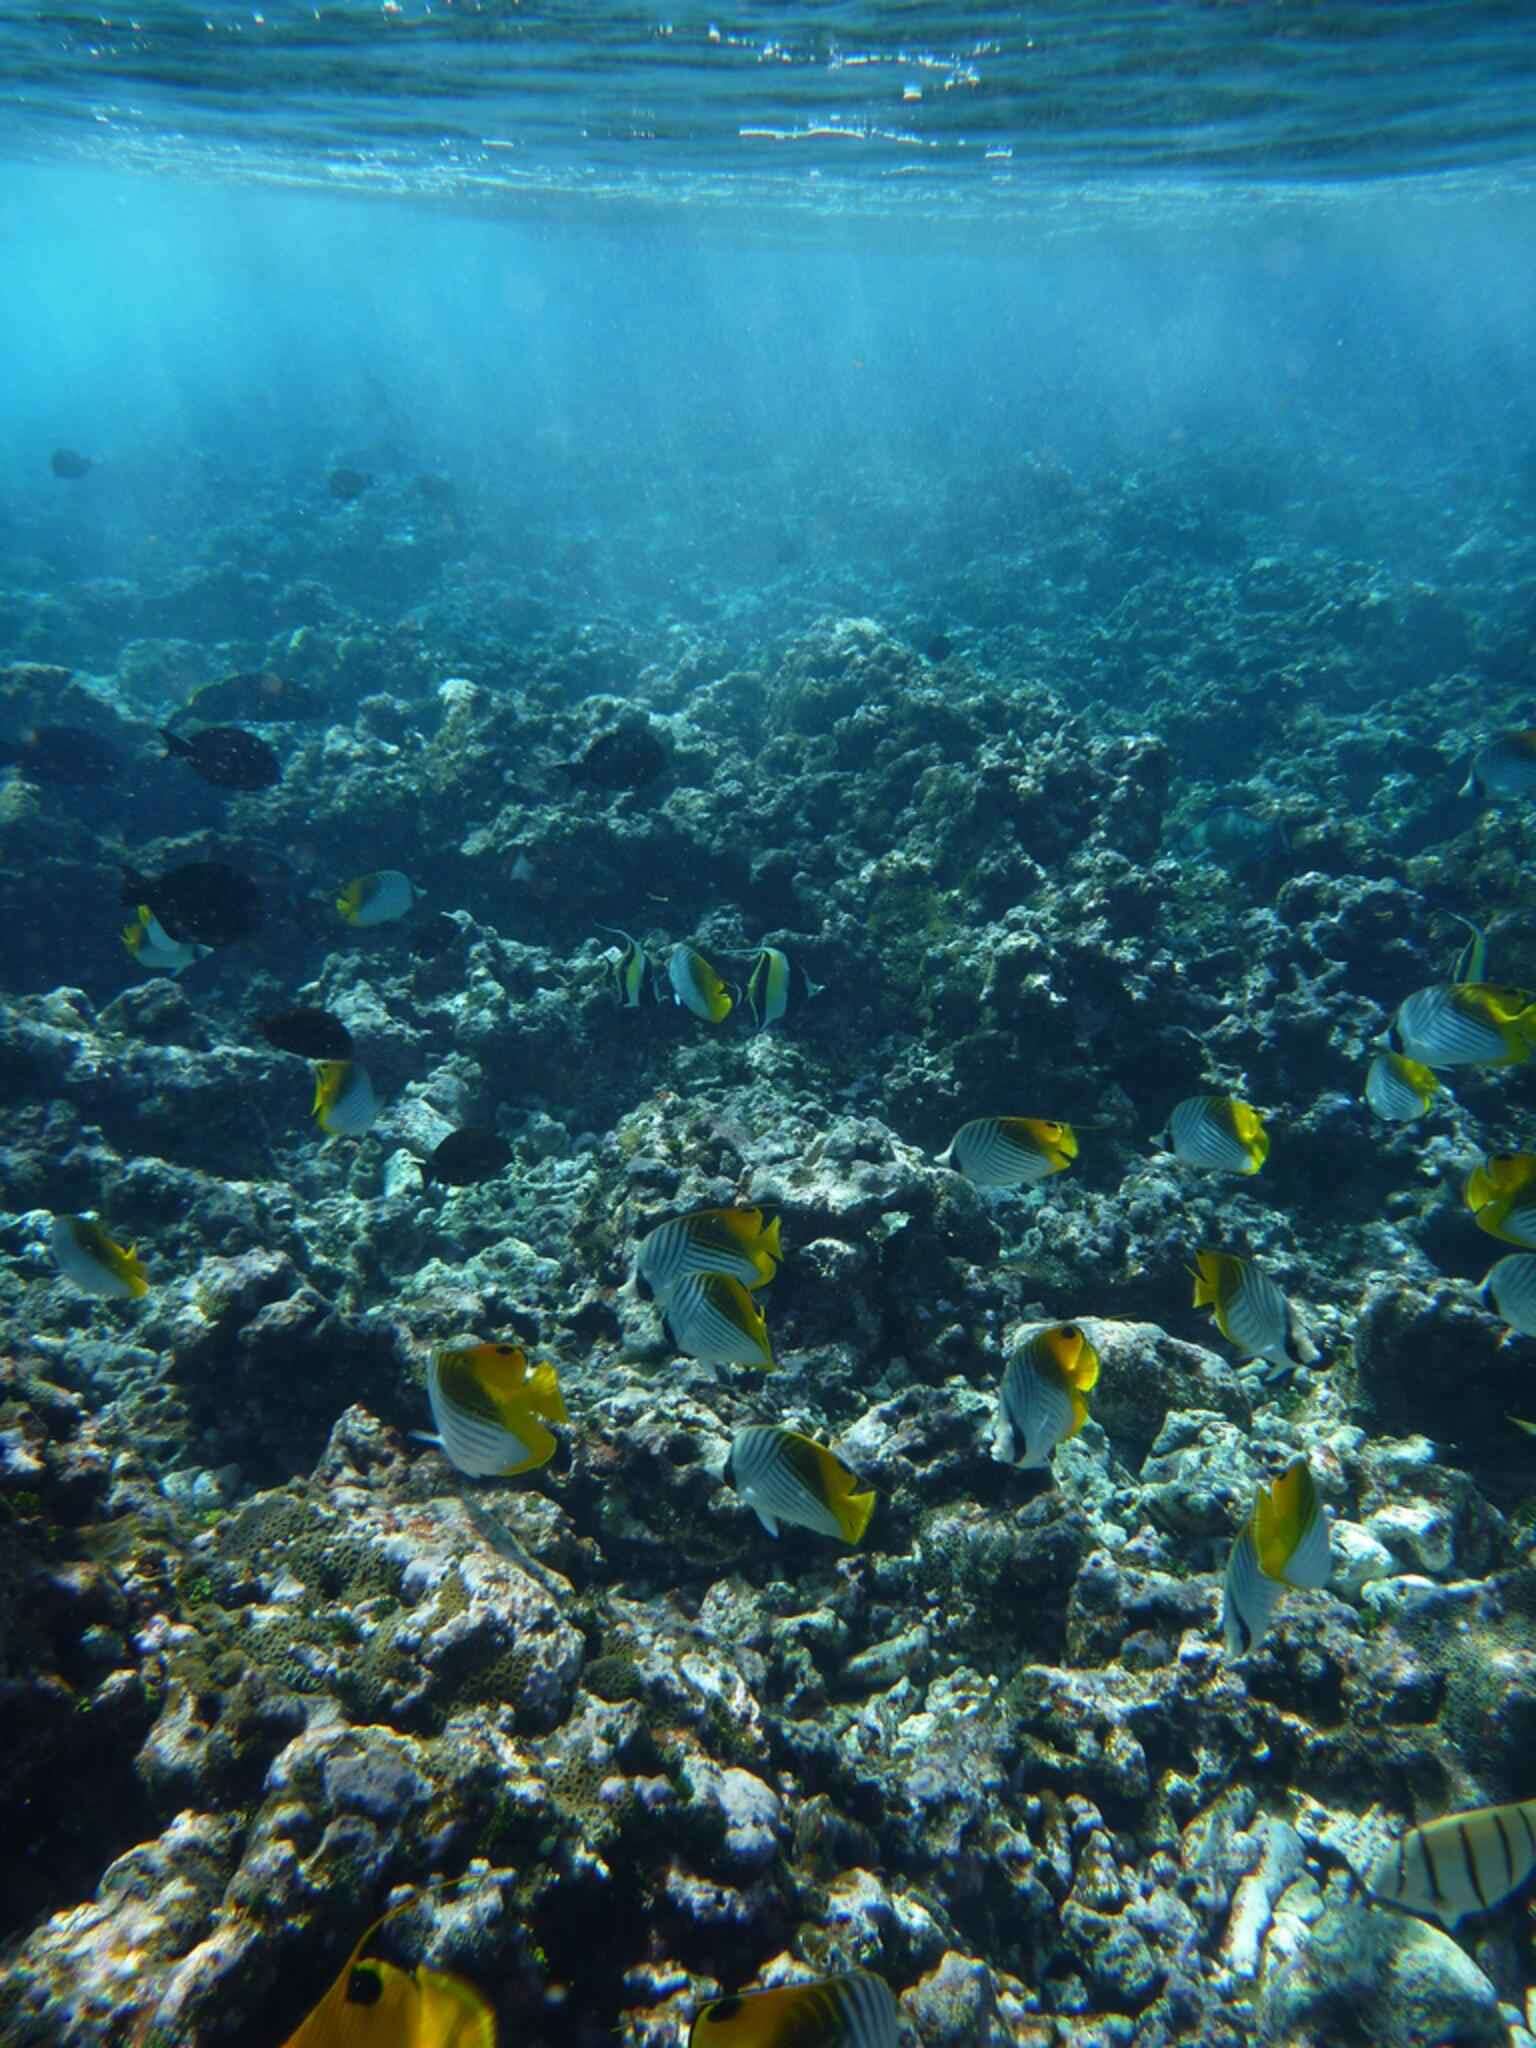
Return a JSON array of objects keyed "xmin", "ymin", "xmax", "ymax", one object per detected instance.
[{"xmin": 752, "ymin": 1506, "xmax": 780, "ymax": 1537}]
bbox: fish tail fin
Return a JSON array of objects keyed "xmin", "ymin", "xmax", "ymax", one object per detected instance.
[{"xmin": 159, "ymin": 727, "xmax": 189, "ymax": 760}]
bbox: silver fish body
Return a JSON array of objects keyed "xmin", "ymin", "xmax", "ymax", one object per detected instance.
[
  {"xmin": 728, "ymin": 1424, "xmax": 846, "ymax": 1540},
  {"xmin": 1482, "ymin": 1254, "xmax": 1536, "ymax": 1336},
  {"xmin": 1394, "ymin": 985, "xmax": 1513, "ymax": 1067},
  {"xmin": 1169, "ymin": 1095, "xmax": 1262, "ymax": 1174},
  {"xmin": 1368, "ymin": 1801, "xmax": 1536, "ymax": 1927},
  {"xmin": 1363, "ymin": 1052, "xmax": 1436, "ymax": 1122}
]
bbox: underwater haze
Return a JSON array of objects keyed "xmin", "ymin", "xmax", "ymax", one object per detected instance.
[{"xmin": 5, "ymin": 6, "xmax": 1536, "ymax": 2047}]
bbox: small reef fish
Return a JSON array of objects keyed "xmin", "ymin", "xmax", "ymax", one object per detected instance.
[
  {"xmin": 596, "ymin": 926, "xmax": 647, "ymax": 1007},
  {"xmin": 425, "ymin": 1343, "xmax": 566, "ymax": 1479},
  {"xmin": 281, "ymin": 1904, "xmax": 497, "ymax": 2047},
  {"xmin": 1480, "ymin": 1254, "xmax": 1536, "ymax": 1337},
  {"xmin": 1446, "ymin": 912, "xmax": 1489, "ymax": 984},
  {"xmin": 727, "ymin": 1426, "xmax": 875, "ymax": 1544},
  {"xmin": 312, "ymin": 1060, "xmax": 379, "ymax": 1138},
  {"xmin": 0, "ymin": 723, "xmax": 123, "ymax": 785},
  {"xmin": 743, "ymin": 946, "xmax": 824, "ymax": 1028},
  {"xmin": 663, "ymin": 1272, "xmax": 775, "ymax": 1369},
  {"xmin": 1393, "ymin": 982, "xmax": 1536, "ymax": 1068},
  {"xmin": 560, "ymin": 723, "xmax": 668, "ymax": 791},
  {"xmin": 1222, "ymin": 1454, "xmax": 1331, "ymax": 1657},
  {"xmin": 746, "ymin": 946, "xmax": 791, "ymax": 1028},
  {"xmin": 690, "ymin": 1971, "xmax": 898, "ymax": 2048},
  {"xmin": 1366, "ymin": 1800, "xmax": 1536, "ymax": 1928},
  {"xmin": 1170, "ymin": 806, "xmax": 1287, "ymax": 870},
  {"xmin": 1461, "ymin": 729, "xmax": 1536, "ymax": 802},
  {"xmin": 1168, "ymin": 1094, "xmax": 1269, "ymax": 1175},
  {"xmin": 1363, "ymin": 1051, "xmax": 1441, "ymax": 1122},
  {"xmin": 338, "ymin": 869, "xmax": 416, "ymax": 927},
  {"xmin": 1466, "ymin": 1153, "xmax": 1536, "ymax": 1249},
  {"xmin": 633, "ymin": 1206, "xmax": 782, "ymax": 1300},
  {"xmin": 122, "ymin": 904, "xmax": 211, "ymax": 976},
  {"xmin": 425, "ymin": 1127, "xmax": 512, "ymax": 1188},
  {"xmin": 668, "ymin": 943, "xmax": 733, "ymax": 1023},
  {"xmin": 122, "ymin": 859, "xmax": 263, "ymax": 947},
  {"xmin": 1191, "ymin": 1251, "xmax": 1300, "ymax": 1373},
  {"xmin": 995, "ymin": 1323, "xmax": 1100, "ymax": 1470},
  {"xmin": 184, "ymin": 670, "xmax": 322, "ymax": 722},
  {"xmin": 328, "ymin": 466, "xmax": 371, "ymax": 500},
  {"xmin": 50, "ymin": 1214, "xmax": 149, "ymax": 1299},
  {"xmin": 937, "ymin": 1116, "xmax": 1078, "ymax": 1189},
  {"xmin": 161, "ymin": 724, "xmax": 281, "ymax": 791},
  {"xmin": 50, "ymin": 447, "xmax": 92, "ymax": 479},
  {"xmin": 259, "ymin": 1006, "xmax": 354, "ymax": 1061}
]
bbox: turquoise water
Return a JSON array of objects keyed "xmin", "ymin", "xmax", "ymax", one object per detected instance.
[{"xmin": 6, "ymin": 7, "xmax": 1536, "ymax": 2047}]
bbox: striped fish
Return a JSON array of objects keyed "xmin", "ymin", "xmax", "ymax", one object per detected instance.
[
  {"xmin": 1222, "ymin": 1454, "xmax": 1331, "ymax": 1656},
  {"xmin": 746, "ymin": 946, "xmax": 791, "ymax": 1028},
  {"xmin": 597, "ymin": 925, "xmax": 647, "ymax": 1007},
  {"xmin": 336, "ymin": 867, "xmax": 415, "ymax": 927},
  {"xmin": 995, "ymin": 1323, "xmax": 1100, "ymax": 1470},
  {"xmin": 1462, "ymin": 729, "xmax": 1536, "ymax": 801},
  {"xmin": 49, "ymin": 1213, "xmax": 150, "ymax": 1300},
  {"xmin": 1367, "ymin": 1800, "xmax": 1536, "ymax": 1927},
  {"xmin": 312, "ymin": 1059, "xmax": 378, "ymax": 1138},
  {"xmin": 634, "ymin": 1207, "xmax": 782, "ymax": 1300},
  {"xmin": 426, "ymin": 1342, "xmax": 566, "ymax": 1478},
  {"xmin": 1482, "ymin": 1254, "xmax": 1536, "ymax": 1337},
  {"xmin": 1467, "ymin": 1152, "xmax": 1536, "ymax": 1249},
  {"xmin": 663, "ymin": 1272, "xmax": 774, "ymax": 1369},
  {"xmin": 690, "ymin": 1972, "xmax": 897, "ymax": 2048},
  {"xmin": 1169, "ymin": 1095, "xmax": 1269, "ymax": 1175},
  {"xmin": 1394, "ymin": 982, "xmax": 1536, "ymax": 1068},
  {"xmin": 936, "ymin": 1116, "xmax": 1078, "ymax": 1189},
  {"xmin": 668, "ymin": 943, "xmax": 733, "ymax": 1023},
  {"xmin": 727, "ymin": 1425, "xmax": 875, "ymax": 1544},
  {"xmin": 1363, "ymin": 1051, "xmax": 1441, "ymax": 1122},
  {"xmin": 1191, "ymin": 1251, "xmax": 1297, "ymax": 1372}
]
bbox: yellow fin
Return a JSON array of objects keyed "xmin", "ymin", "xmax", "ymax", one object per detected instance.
[{"xmin": 1253, "ymin": 1458, "xmax": 1317, "ymax": 1580}]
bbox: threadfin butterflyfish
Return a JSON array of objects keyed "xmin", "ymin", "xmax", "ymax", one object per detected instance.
[
  {"xmin": 689, "ymin": 1971, "xmax": 898, "ymax": 2048},
  {"xmin": 596, "ymin": 926, "xmax": 647, "ymax": 1007},
  {"xmin": 727, "ymin": 1425, "xmax": 875, "ymax": 1544},
  {"xmin": 995, "ymin": 1323, "xmax": 1100, "ymax": 1470},
  {"xmin": 425, "ymin": 1343, "xmax": 566, "ymax": 1478},
  {"xmin": 631, "ymin": 1207, "xmax": 782, "ymax": 1301},
  {"xmin": 1363, "ymin": 1051, "xmax": 1441, "ymax": 1123},
  {"xmin": 1191, "ymin": 1251, "xmax": 1299, "ymax": 1373},
  {"xmin": 1462, "ymin": 730, "xmax": 1536, "ymax": 802},
  {"xmin": 1168, "ymin": 1095, "xmax": 1269, "ymax": 1175},
  {"xmin": 121, "ymin": 903, "xmax": 213, "ymax": 976},
  {"xmin": 937, "ymin": 1116, "xmax": 1078, "ymax": 1189},
  {"xmin": 281, "ymin": 1903, "xmax": 497, "ymax": 2047},
  {"xmin": 1481, "ymin": 1254, "xmax": 1536, "ymax": 1337},
  {"xmin": 49, "ymin": 1213, "xmax": 150, "ymax": 1300},
  {"xmin": 312, "ymin": 1060, "xmax": 379, "ymax": 1138},
  {"xmin": 667, "ymin": 943, "xmax": 733, "ymax": 1023},
  {"xmin": 1366, "ymin": 1799, "xmax": 1536, "ymax": 1928},
  {"xmin": 1222, "ymin": 1454, "xmax": 1331, "ymax": 1657},
  {"xmin": 663, "ymin": 1272, "xmax": 774, "ymax": 1369},
  {"xmin": 1466, "ymin": 1152, "xmax": 1536, "ymax": 1248},
  {"xmin": 1393, "ymin": 983, "xmax": 1536, "ymax": 1068},
  {"xmin": 337, "ymin": 869, "xmax": 416, "ymax": 927}
]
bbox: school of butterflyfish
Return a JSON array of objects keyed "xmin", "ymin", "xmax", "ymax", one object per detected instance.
[{"xmin": 60, "ymin": 858, "xmax": 1536, "ymax": 2021}]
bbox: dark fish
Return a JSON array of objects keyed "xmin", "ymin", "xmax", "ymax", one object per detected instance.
[
  {"xmin": 183, "ymin": 671, "xmax": 323, "ymax": 723},
  {"xmin": 425, "ymin": 1126, "xmax": 513, "ymax": 1187},
  {"xmin": 1171, "ymin": 807, "xmax": 1287, "ymax": 869},
  {"xmin": 122, "ymin": 860, "xmax": 263, "ymax": 947},
  {"xmin": 162, "ymin": 726, "xmax": 281, "ymax": 792},
  {"xmin": 925, "ymin": 632, "xmax": 953, "ymax": 662},
  {"xmin": 560, "ymin": 724, "xmax": 668, "ymax": 792},
  {"xmin": 0, "ymin": 724, "xmax": 122, "ymax": 785},
  {"xmin": 50, "ymin": 448, "xmax": 91, "ymax": 479},
  {"xmin": 258, "ymin": 1006, "xmax": 353, "ymax": 1060},
  {"xmin": 415, "ymin": 472, "xmax": 458, "ymax": 505},
  {"xmin": 328, "ymin": 467, "xmax": 371, "ymax": 501}
]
